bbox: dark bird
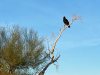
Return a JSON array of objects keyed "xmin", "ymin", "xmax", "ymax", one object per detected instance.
[{"xmin": 63, "ymin": 16, "xmax": 70, "ymax": 28}]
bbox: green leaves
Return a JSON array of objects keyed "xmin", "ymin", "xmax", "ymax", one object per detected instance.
[{"xmin": 0, "ymin": 26, "xmax": 48, "ymax": 75}]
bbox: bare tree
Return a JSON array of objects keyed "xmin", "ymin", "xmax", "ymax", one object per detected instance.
[{"xmin": 38, "ymin": 16, "xmax": 80, "ymax": 75}]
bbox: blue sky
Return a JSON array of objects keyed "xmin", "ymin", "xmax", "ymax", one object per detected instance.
[{"xmin": 0, "ymin": 0, "xmax": 100, "ymax": 75}]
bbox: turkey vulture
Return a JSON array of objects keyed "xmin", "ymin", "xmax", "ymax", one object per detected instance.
[{"xmin": 63, "ymin": 16, "xmax": 70, "ymax": 28}]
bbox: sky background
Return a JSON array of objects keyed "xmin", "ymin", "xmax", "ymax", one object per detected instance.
[{"xmin": 0, "ymin": 0, "xmax": 100, "ymax": 75}]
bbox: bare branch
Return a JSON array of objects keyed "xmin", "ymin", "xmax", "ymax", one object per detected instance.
[
  {"xmin": 38, "ymin": 16, "xmax": 79, "ymax": 75},
  {"xmin": 51, "ymin": 26, "xmax": 67, "ymax": 54}
]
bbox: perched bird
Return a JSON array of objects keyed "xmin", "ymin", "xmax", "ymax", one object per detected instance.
[{"xmin": 63, "ymin": 16, "xmax": 70, "ymax": 28}]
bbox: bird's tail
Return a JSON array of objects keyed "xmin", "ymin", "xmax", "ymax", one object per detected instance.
[{"xmin": 68, "ymin": 25, "xmax": 70, "ymax": 28}]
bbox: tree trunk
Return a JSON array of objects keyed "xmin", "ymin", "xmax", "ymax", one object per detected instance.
[{"xmin": 38, "ymin": 55, "xmax": 60, "ymax": 75}]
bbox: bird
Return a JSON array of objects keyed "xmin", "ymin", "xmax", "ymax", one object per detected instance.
[{"xmin": 63, "ymin": 16, "xmax": 70, "ymax": 28}]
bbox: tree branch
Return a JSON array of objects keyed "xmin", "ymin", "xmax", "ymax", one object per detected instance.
[
  {"xmin": 51, "ymin": 26, "xmax": 67, "ymax": 54},
  {"xmin": 38, "ymin": 17, "xmax": 76, "ymax": 75}
]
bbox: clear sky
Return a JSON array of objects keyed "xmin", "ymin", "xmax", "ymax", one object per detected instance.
[{"xmin": 0, "ymin": 0, "xmax": 100, "ymax": 75}]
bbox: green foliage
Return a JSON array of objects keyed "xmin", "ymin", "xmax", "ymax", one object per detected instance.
[{"xmin": 0, "ymin": 26, "xmax": 49, "ymax": 75}]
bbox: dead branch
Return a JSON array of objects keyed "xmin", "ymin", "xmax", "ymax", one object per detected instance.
[{"xmin": 38, "ymin": 16, "xmax": 79, "ymax": 75}]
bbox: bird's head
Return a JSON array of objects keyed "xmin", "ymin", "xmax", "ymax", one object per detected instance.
[{"xmin": 63, "ymin": 16, "xmax": 66, "ymax": 19}]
